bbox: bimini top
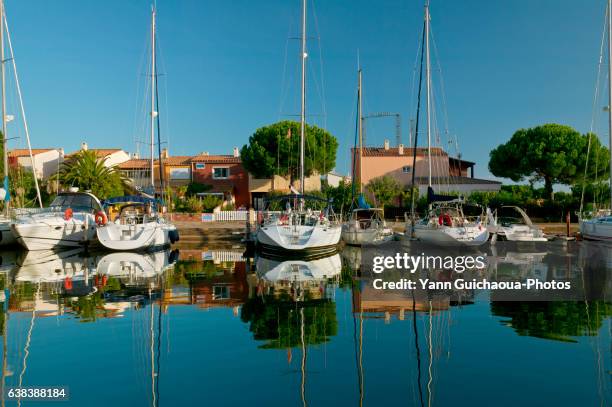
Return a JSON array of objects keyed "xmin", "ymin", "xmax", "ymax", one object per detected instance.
[{"xmin": 102, "ymin": 195, "xmax": 160, "ymax": 208}]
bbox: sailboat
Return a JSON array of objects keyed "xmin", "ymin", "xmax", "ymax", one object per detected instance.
[
  {"xmin": 255, "ymin": 0, "xmax": 341, "ymax": 255},
  {"xmin": 342, "ymin": 68, "xmax": 393, "ymax": 246},
  {"xmin": 405, "ymin": 1, "xmax": 489, "ymax": 246},
  {"xmin": 579, "ymin": 0, "xmax": 612, "ymax": 242},
  {"xmin": 96, "ymin": 6, "xmax": 178, "ymax": 251},
  {"xmin": 0, "ymin": 0, "xmax": 43, "ymax": 246}
]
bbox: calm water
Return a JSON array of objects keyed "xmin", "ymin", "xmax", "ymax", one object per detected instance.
[{"xmin": 0, "ymin": 242, "xmax": 609, "ymax": 406}]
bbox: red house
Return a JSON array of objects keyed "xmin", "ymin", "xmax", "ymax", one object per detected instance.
[{"xmin": 191, "ymin": 149, "xmax": 250, "ymax": 208}]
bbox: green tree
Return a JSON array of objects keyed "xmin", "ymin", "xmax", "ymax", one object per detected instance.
[
  {"xmin": 489, "ymin": 124, "xmax": 609, "ymax": 199},
  {"xmin": 240, "ymin": 121, "xmax": 339, "ymax": 185},
  {"xmin": 56, "ymin": 150, "xmax": 128, "ymax": 199},
  {"xmin": 366, "ymin": 176, "xmax": 401, "ymax": 208}
]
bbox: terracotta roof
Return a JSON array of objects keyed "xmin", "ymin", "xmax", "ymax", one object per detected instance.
[
  {"xmin": 118, "ymin": 156, "xmax": 193, "ymax": 169},
  {"xmin": 190, "ymin": 155, "xmax": 241, "ymax": 164},
  {"xmin": 359, "ymin": 147, "xmax": 447, "ymax": 157},
  {"xmin": 67, "ymin": 148, "xmax": 123, "ymax": 158},
  {"xmin": 8, "ymin": 148, "xmax": 55, "ymax": 157}
]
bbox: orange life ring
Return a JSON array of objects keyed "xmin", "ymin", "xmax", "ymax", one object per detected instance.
[
  {"xmin": 95, "ymin": 211, "xmax": 108, "ymax": 226},
  {"xmin": 64, "ymin": 277, "xmax": 73, "ymax": 290},
  {"xmin": 64, "ymin": 207, "xmax": 73, "ymax": 221},
  {"xmin": 438, "ymin": 213, "xmax": 452, "ymax": 227}
]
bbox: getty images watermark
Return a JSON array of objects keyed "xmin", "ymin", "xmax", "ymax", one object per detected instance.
[{"xmin": 357, "ymin": 241, "xmax": 612, "ymax": 302}]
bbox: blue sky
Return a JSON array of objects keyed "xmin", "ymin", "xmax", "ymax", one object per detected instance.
[{"xmin": 2, "ymin": 0, "xmax": 609, "ymax": 180}]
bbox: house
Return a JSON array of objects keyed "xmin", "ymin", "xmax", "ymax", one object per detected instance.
[
  {"xmin": 191, "ymin": 148, "xmax": 250, "ymax": 208},
  {"xmin": 8, "ymin": 148, "xmax": 63, "ymax": 179},
  {"xmin": 353, "ymin": 139, "xmax": 501, "ymax": 197},
  {"xmin": 69, "ymin": 142, "xmax": 130, "ymax": 167},
  {"xmin": 117, "ymin": 150, "xmax": 192, "ymax": 191}
]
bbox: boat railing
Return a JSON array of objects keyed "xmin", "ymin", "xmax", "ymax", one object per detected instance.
[{"xmin": 11, "ymin": 205, "xmax": 98, "ymax": 219}]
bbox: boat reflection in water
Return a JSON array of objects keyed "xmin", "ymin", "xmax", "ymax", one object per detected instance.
[{"xmin": 0, "ymin": 242, "xmax": 610, "ymax": 406}]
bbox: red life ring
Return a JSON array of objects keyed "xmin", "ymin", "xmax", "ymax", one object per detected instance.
[
  {"xmin": 64, "ymin": 207, "xmax": 73, "ymax": 221},
  {"xmin": 64, "ymin": 277, "xmax": 73, "ymax": 290},
  {"xmin": 438, "ymin": 213, "xmax": 452, "ymax": 227},
  {"xmin": 95, "ymin": 211, "xmax": 108, "ymax": 226}
]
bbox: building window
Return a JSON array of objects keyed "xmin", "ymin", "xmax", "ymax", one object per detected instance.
[
  {"xmin": 213, "ymin": 285, "xmax": 230, "ymax": 300},
  {"xmin": 170, "ymin": 168, "xmax": 191, "ymax": 180},
  {"xmin": 195, "ymin": 163, "xmax": 205, "ymax": 170},
  {"xmin": 402, "ymin": 166, "xmax": 412, "ymax": 173},
  {"xmin": 213, "ymin": 167, "xmax": 229, "ymax": 179}
]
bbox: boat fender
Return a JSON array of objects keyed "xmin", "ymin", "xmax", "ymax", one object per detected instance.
[
  {"xmin": 64, "ymin": 277, "xmax": 73, "ymax": 290},
  {"xmin": 95, "ymin": 211, "xmax": 108, "ymax": 226},
  {"xmin": 64, "ymin": 208, "xmax": 73, "ymax": 221},
  {"xmin": 438, "ymin": 214, "xmax": 452, "ymax": 227},
  {"xmin": 169, "ymin": 229, "xmax": 180, "ymax": 244}
]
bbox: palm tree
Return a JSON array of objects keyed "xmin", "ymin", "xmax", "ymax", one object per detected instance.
[{"xmin": 56, "ymin": 150, "xmax": 128, "ymax": 199}]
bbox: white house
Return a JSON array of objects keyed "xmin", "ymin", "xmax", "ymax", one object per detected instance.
[{"xmin": 8, "ymin": 148, "xmax": 64, "ymax": 180}]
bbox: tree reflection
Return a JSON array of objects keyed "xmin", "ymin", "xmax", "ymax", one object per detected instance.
[
  {"xmin": 241, "ymin": 297, "xmax": 338, "ymax": 349},
  {"xmin": 491, "ymin": 301, "xmax": 612, "ymax": 342}
]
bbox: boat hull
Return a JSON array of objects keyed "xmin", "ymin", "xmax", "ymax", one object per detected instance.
[
  {"xmin": 96, "ymin": 222, "xmax": 178, "ymax": 251},
  {"xmin": 11, "ymin": 215, "xmax": 97, "ymax": 251},
  {"xmin": 256, "ymin": 223, "xmax": 341, "ymax": 256},
  {"xmin": 341, "ymin": 224, "xmax": 393, "ymax": 246},
  {"xmin": 412, "ymin": 224, "xmax": 489, "ymax": 246},
  {"xmin": 579, "ymin": 218, "xmax": 612, "ymax": 241},
  {"xmin": 0, "ymin": 220, "xmax": 15, "ymax": 246}
]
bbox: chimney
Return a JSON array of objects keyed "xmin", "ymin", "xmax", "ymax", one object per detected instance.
[
  {"xmin": 161, "ymin": 148, "xmax": 169, "ymax": 159},
  {"xmin": 58, "ymin": 148, "xmax": 65, "ymax": 157},
  {"xmin": 132, "ymin": 152, "xmax": 139, "ymax": 159},
  {"xmin": 233, "ymin": 147, "xmax": 239, "ymax": 157},
  {"xmin": 384, "ymin": 139, "xmax": 390, "ymax": 150},
  {"xmin": 200, "ymin": 151, "xmax": 209, "ymax": 156},
  {"xmin": 398, "ymin": 144, "xmax": 404, "ymax": 155},
  {"xmin": 81, "ymin": 141, "xmax": 88, "ymax": 151}
]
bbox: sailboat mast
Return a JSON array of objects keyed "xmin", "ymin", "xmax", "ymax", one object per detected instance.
[
  {"xmin": 358, "ymin": 69, "xmax": 363, "ymax": 194},
  {"xmin": 150, "ymin": 7, "xmax": 156, "ymax": 190},
  {"xmin": 608, "ymin": 0, "xmax": 612, "ymax": 207},
  {"xmin": 0, "ymin": 0, "xmax": 7, "ymax": 215},
  {"xmin": 424, "ymin": 1, "xmax": 432, "ymax": 188},
  {"xmin": 299, "ymin": 0, "xmax": 306, "ymax": 195}
]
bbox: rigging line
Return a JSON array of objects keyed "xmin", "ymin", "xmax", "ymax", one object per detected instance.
[
  {"xmin": 3, "ymin": 13, "xmax": 42, "ymax": 208},
  {"xmin": 581, "ymin": 3, "xmax": 609, "ymax": 214},
  {"xmin": 278, "ymin": 9, "xmax": 296, "ymax": 121},
  {"xmin": 409, "ymin": 16, "xmax": 427, "ymax": 233},
  {"xmin": 409, "ymin": 24, "xmax": 425, "ymax": 145},
  {"xmin": 154, "ymin": 36, "xmax": 165, "ymax": 198},
  {"xmin": 311, "ymin": 0, "xmax": 327, "ymax": 129},
  {"xmin": 132, "ymin": 25, "xmax": 150, "ymax": 158},
  {"xmin": 155, "ymin": 276, "xmax": 163, "ymax": 407},
  {"xmin": 429, "ymin": 29, "xmax": 451, "ymax": 145}
]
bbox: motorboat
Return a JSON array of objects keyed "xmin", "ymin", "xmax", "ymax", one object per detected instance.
[
  {"xmin": 96, "ymin": 195, "xmax": 179, "ymax": 251},
  {"xmin": 342, "ymin": 208, "xmax": 393, "ymax": 246},
  {"xmin": 409, "ymin": 198, "xmax": 490, "ymax": 246},
  {"xmin": 256, "ymin": 194, "xmax": 342, "ymax": 256},
  {"xmin": 11, "ymin": 191, "xmax": 103, "ymax": 250},
  {"xmin": 580, "ymin": 211, "xmax": 612, "ymax": 242},
  {"xmin": 489, "ymin": 206, "xmax": 548, "ymax": 242}
]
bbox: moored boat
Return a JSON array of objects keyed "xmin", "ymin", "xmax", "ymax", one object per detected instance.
[{"xmin": 11, "ymin": 191, "xmax": 103, "ymax": 250}]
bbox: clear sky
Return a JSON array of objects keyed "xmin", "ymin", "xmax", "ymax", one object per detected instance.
[{"xmin": 2, "ymin": 0, "xmax": 609, "ymax": 180}]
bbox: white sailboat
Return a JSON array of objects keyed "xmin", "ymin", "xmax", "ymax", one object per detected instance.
[
  {"xmin": 96, "ymin": 6, "xmax": 178, "ymax": 251},
  {"xmin": 579, "ymin": 0, "xmax": 612, "ymax": 242},
  {"xmin": 255, "ymin": 0, "xmax": 341, "ymax": 255},
  {"xmin": 406, "ymin": 1, "xmax": 489, "ymax": 246},
  {"xmin": 0, "ymin": 0, "xmax": 44, "ymax": 246},
  {"xmin": 342, "ymin": 69, "xmax": 393, "ymax": 246}
]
